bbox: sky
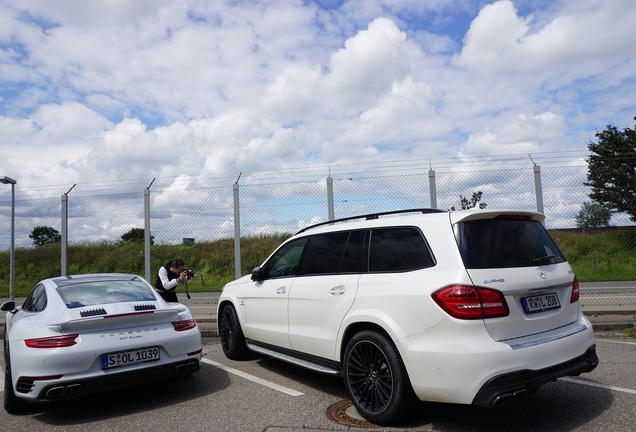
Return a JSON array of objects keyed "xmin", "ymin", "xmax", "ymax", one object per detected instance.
[{"xmin": 1, "ymin": 0, "xmax": 636, "ymax": 242}]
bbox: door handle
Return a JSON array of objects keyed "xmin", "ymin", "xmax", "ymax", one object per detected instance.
[
  {"xmin": 276, "ymin": 287, "xmax": 287, "ymax": 294},
  {"xmin": 329, "ymin": 286, "xmax": 345, "ymax": 295}
]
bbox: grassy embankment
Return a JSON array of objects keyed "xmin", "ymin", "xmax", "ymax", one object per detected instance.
[{"xmin": 1, "ymin": 229, "xmax": 635, "ymax": 298}]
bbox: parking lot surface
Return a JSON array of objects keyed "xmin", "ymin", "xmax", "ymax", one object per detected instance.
[{"xmin": 1, "ymin": 331, "xmax": 635, "ymax": 431}]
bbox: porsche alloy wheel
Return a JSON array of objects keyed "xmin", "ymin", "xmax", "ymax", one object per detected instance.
[{"xmin": 4, "ymin": 327, "xmax": 26, "ymax": 414}]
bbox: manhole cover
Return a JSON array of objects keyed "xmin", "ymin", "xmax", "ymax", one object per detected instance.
[{"xmin": 326, "ymin": 400, "xmax": 379, "ymax": 428}]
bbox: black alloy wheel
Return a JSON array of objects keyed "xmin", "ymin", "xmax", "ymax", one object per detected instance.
[
  {"xmin": 219, "ymin": 304, "xmax": 249, "ymax": 360},
  {"xmin": 343, "ymin": 330, "xmax": 416, "ymax": 425}
]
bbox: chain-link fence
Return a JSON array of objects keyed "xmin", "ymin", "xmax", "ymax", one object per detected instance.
[{"xmin": 1, "ymin": 161, "xmax": 635, "ymax": 311}]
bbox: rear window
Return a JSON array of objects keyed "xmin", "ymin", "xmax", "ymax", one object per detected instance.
[
  {"xmin": 369, "ymin": 227, "xmax": 435, "ymax": 272},
  {"xmin": 302, "ymin": 230, "xmax": 366, "ymax": 275},
  {"xmin": 454, "ymin": 218, "xmax": 566, "ymax": 269},
  {"xmin": 57, "ymin": 280, "xmax": 157, "ymax": 309}
]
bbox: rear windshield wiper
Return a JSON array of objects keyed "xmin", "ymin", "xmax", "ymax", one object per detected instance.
[{"xmin": 531, "ymin": 255, "xmax": 557, "ymax": 265}]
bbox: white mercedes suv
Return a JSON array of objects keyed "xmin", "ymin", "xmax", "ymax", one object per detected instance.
[{"xmin": 217, "ymin": 209, "xmax": 598, "ymax": 425}]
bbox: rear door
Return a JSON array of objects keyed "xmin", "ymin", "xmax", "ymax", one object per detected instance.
[{"xmin": 452, "ymin": 211, "xmax": 580, "ymax": 341}]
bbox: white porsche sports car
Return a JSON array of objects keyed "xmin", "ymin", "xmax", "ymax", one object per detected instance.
[{"xmin": 1, "ymin": 273, "xmax": 202, "ymax": 413}]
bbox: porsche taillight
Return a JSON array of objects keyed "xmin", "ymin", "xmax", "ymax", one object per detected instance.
[
  {"xmin": 172, "ymin": 319, "xmax": 197, "ymax": 331},
  {"xmin": 25, "ymin": 334, "xmax": 79, "ymax": 348},
  {"xmin": 570, "ymin": 277, "xmax": 580, "ymax": 303},
  {"xmin": 432, "ymin": 285, "xmax": 509, "ymax": 319}
]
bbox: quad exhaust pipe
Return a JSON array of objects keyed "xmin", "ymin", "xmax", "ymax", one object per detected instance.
[
  {"xmin": 45, "ymin": 383, "xmax": 82, "ymax": 397},
  {"xmin": 491, "ymin": 389, "xmax": 528, "ymax": 406},
  {"xmin": 175, "ymin": 361, "xmax": 199, "ymax": 373}
]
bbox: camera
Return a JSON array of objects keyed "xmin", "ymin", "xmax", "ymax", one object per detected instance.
[{"xmin": 183, "ymin": 269, "xmax": 195, "ymax": 278}]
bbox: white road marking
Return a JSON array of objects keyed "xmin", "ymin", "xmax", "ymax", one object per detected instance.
[
  {"xmin": 597, "ymin": 338, "xmax": 636, "ymax": 346},
  {"xmin": 559, "ymin": 377, "xmax": 636, "ymax": 395},
  {"xmin": 201, "ymin": 358, "xmax": 304, "ymax": 396},
  {"xmin": 0, "ymin": 359, "xmax": 304, "ymax": 397}
]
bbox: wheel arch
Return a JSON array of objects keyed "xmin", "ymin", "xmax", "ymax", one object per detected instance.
[
  {"xmin": 217, "ymin": 299, "xmax": 244, "ymax": 326},
  {"xmin": 339, "ymin": 321, "xmax": 396, "ymax": 364}
]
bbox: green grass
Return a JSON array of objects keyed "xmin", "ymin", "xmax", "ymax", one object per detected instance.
[
  {"xmin": 550, "ymin": 229, "xmax": 636, "ymax": 282},
  {"xmin": 0, "ymin": 234, "xmax": 292, "ymax": 298},
  {"xmin": 1, "ymin": 229, "xmax": 635, "ymax": 298}
]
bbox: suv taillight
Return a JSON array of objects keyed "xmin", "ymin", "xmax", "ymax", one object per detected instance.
[
  {"xmin": 570, "ymin": 277, "xmax": 580, "ymax": 303},
  {"xmin": 432, "ymin": 285, "xmax": 509, "ymax": 319}
]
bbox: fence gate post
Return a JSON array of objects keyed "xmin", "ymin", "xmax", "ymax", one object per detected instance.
[
  {"xmin": 233, "ymin": 174, "xmax": 242, "ymax": 279},
  {"xmin": 144, "ymin": 179, "xmax": 154, "ymax": 282},
  {"xmin": 428, "ymin": 168, "xmax": 437, "ymax": 209},
  {"xmin": 327, "ymin": 176, "xmax": 334, "ymax": 221},
  {"xmin": 60, "ymin": 184, "xmax": 75, "ymax": 276},
  {"xmin": 61, "ymin": 194, "xmax": 67, "ymax": 276},
  {"xmin": 533, "ymin": 163, "xmax": 544, "ymax": 215}
]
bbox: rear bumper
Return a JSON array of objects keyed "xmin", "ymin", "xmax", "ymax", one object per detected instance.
[
  {"xmin": 21, "ymin": 358, "xmax": 201, "ymax": 402},
  {"xmin": 472, "ymin": 344, "xmax": 599, "ymax": 407}
]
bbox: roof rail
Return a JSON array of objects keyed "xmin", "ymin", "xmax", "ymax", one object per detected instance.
[{"xmin": 295, "ymin": 208, "xmax": 446, "ymax": 234}]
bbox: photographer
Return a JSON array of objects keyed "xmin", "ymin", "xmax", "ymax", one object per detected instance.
[{"xmin": 154, "ymin": 258, "xmax": 192, "ymax": 302}]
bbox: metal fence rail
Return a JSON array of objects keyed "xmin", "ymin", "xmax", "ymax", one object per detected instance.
[{"xmin": 1, "ymin": 160, "xmax": 635, "ymax": 309}]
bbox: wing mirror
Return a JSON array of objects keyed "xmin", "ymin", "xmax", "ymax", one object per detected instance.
[
  {"xmin": 251, "ymin": 266, "xmax": 263, "ymax": 282},
  {"xmin": 1, "ymin": 301, "xmax": 16, "ymax": 312}
]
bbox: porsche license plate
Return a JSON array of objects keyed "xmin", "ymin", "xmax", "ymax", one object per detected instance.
[
  {"xmin": 521, "ymin": 293, "xmax": 561, "ymax": 314},
  {"xmin": 102, "ymin": 347, "xmax": 160, "ymax": 369}
]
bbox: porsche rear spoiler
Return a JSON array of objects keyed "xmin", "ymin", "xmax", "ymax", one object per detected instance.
[{"xmin": 52, "ymin": 308, "xmax": 186, "ymax": 331}]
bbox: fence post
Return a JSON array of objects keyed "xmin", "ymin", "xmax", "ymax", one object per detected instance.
[
  {"xmin": 533, "ymin": 164, "xmax": 544, "ymax": 215},
  {"xmin": 144, "ymin": 179, "xmax": 154, "ymax": 282},
  {"xmin": 428, "ymin": 168, "xmax": 437, "ymax": 209},
  {"xmin": 327, "ymin": 176, "xmax": 334, "ymax": 221},
  {"xmin": 61, "ymin": 194, "xmax": 67, "ymax": 276},
  {"xmin": 60, "ymin": 184, "xmax": 75, "ymax": 276},
  {"xmin": 233, "ymin": 174, "xmax": 242, "ymax": 279}
]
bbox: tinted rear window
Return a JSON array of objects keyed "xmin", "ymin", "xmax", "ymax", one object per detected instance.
[
  {"xmin": 57, "ymin": 280, "xmax": 157, "ymax": 309},
  {"xmin": 303, "ymin": 230, "xmax": 365, "ymax": 275},
  {"xmin": 454, "ymin": 218, "xmax": 566, "ymax": 269},
  {"xmin": 369, "ymin": 227, "xmax": 435, "ymax": 272}
]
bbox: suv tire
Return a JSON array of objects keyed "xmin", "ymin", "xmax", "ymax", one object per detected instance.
[
  {"xmin": 219, "ymin": 304, "xmax": 249, "ymax": 360},
  {"xmin": 343, "ymin": 330, "xmax": 416, "ymax": 425}
]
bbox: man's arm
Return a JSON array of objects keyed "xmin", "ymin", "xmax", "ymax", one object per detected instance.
[{"xmin": 158, "ymin": 266, "xmax": 180, "ymax": 290}]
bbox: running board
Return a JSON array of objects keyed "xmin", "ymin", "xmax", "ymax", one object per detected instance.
[{"xmin": 246, "ymin": 341, "xmax": 340, "ymax": 375}]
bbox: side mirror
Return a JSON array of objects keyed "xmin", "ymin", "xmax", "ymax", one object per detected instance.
[
  {"xmin": 1, "ymin": 301, "xmax": 16, "ymax": 312},
  {"xmin": 251, "ymin": 266, "xmax": 263, "ymax": 282}
]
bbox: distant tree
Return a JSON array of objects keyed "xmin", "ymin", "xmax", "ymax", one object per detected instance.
[
  {"xmin": 585, "ymin": 117, "xmax": 636, "ymax": 222},
  {"xmin": 575, "ymin": 202, "xmax": 612, "ymax": 228},
  {"xmin": 29, "ymin": 226, "xmax": 61, "ymax": 246},
  {"xmin": 451, "ymin": 191, "xmax": 487, "ymax": 211},
  {"xmin": 121, "ymin": 228, "xmax": 154, "ymax": 245}
]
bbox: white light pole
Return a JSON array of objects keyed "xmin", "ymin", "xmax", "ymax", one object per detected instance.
[{"xmin": 1, "ymin": 176, "xmax": 16, "ymax": 300}]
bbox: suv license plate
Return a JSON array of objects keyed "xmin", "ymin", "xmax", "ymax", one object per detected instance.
[
  {"xmin": 102, "ymin": 347, "xmax": 160, "ymax": 369},
  {"xmin": 521, "ymin": 293, "xmax": 561, "ymax": 314}
]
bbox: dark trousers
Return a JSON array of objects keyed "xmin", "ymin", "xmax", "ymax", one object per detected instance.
[{"xmin": 157, "ymin": 289, "xmax": 178, "ymax": 302}]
